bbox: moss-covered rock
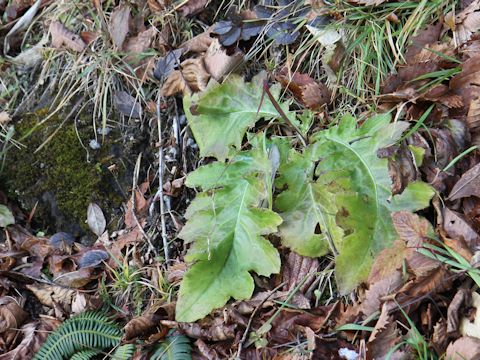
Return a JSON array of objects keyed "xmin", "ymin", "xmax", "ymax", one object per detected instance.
[{"xmin": 1, "ymin": 110, "xmax": 126, "ymax": 239}]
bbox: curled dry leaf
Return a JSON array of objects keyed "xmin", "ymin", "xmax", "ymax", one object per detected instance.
[
  {"xmin": 448, "ymin": 288, "xmax": 470, "ymax": 335},
  {"xmin": 0, "ymin": 297, "xmax": 28, "ymax": 333},
  {"xmin": 87, "ymin": 203, "xmax": 106, "ymax": 236},
  {"xmin": 26, "ymin": 283, "xmax": 76, "ymax": 308},
  {"xmin": 276, "ymin": 67, "xmax": 330, "ymax": 109},
  {"xmin": 49, "ymin": 21, "xmax": 86, "ymax": 52},
  {"xmin": 78, "ymin": 249, "xmax": 109, "ymax": 268},
  {"xmin": 203, "ymin": 39, "xmax": 244, "ymax": 81},
  {"xmin": 109, "ymin": 5, "xmax": 131, "ymax": 48},
  {"xmin": 124, "ymin": 312, "xmax": 162, "ymax": 340},
  {"xmin": 161, "ymin": 58, "xmax": 210, "ymax": 96}
]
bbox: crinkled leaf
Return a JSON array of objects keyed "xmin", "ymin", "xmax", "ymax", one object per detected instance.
[
  {"xmin": 275, "ymin": 149, "xmax": 343, "ymax": 257},
  {"xmin": 176, "ymin": 141, "xmax": 281, "ymax": 322},
  {"xmin": 276, "ymin": 114, "xmax": 435, "ymax": 293},
  {"xmin": 184, "ymin": 73, "xmax": 290, "ymax": 161}
]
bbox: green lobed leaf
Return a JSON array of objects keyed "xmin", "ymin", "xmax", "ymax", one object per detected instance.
[
  {"xmin": 184, "ymin": 73, "xmax": 290, "ymax": 161},
  {"xmin": 276, "ymin": 114, "xmax": 435, "ymax": 293},
  {"xmin": 175, "ymin": 139, "xmax": 282, "ymax": 322}
]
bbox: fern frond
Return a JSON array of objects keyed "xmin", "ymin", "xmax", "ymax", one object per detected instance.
[
  {"xmin": 151, "ymin": 333, "xmax": 192, "ymax": 360},
  {"xmin": 111, "ymin": 344, "xmax": 135, "ymax": 360},
  {"xmin": 70, "ymin": 349, "xmax": 99, "ymax": 360},
  {"xmin": 33, "ymin": 311, "xmax": 122, "ymax": 360}
]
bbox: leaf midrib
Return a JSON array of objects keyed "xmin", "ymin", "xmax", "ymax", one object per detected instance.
[{"xmin": 178, "ymin": 182, "xmax": 250, "ymax": 320}]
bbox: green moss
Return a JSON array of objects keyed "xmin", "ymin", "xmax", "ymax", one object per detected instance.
[{"xmin": 1, "ymin": 110, "xmax": 125, "ymax": 236}]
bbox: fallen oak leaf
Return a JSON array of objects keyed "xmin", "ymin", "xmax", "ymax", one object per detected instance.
[{"xmin": 49, "ymin": 21, "xmax": 86, "ymax": 52}]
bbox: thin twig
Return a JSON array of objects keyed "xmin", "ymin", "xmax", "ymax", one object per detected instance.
[
  {"xmin": 156, "ymin": 92, "xmax": 170, "ymax": 263},
  {"xmin": 263, "ymin": 81, "xmax": 307, "ymax": 147},
  {"xmin": 236, "ymin": 283, "xmax": 285, "ymax": 359}
]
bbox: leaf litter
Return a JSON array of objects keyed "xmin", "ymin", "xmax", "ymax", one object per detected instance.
[{"xmin": 3, "ymin": 0, "xmax": 480, "ymax": 359}]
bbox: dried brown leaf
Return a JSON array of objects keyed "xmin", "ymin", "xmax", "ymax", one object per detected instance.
[
  {"xmin": 0, "ymin": 317, "xmax": 60, "ymax": 360},
  {"xmin": 448, "ymin": 288, "xmax": 470, "ymax": 335},
  {"xmin": 392, "ymin": 210, "xmax": 430, "ymax": 246},
  {"xmin": 203, "ymin": 39, "xmax": 244, "ymax": 81},
  {"xmin": 124, "ymin": 27, "xmax": 156, "ymax": 54},
  {"xmin": 148, "ymin": 0, "xmax": 169, "ymax": 12},
  {"xmin": 449, "ymin": 163, "xmax": 480, "ymax": 200},
  {"xmin": 161, "ymin": 58, "xmax": 210, "ymax": 96},
  {"xmin": 404, "ymin": 23, "xmax": 442, "ymax": 63},
  {"xmin": 109, "ymin": 5, "xmax": 130, "ymax": 48},
  {"xmin": 180, "ymin": 29, "xmax": 213, "ymax": 53},
  {"xmin": 0, "ymin": 297, "xmax": 27, "ymax": 333},
  {"xmin": 432, "ymin": 318, "xmax": 449, "ymax": 355},
  {"xmin": 177, "ymin": 0, "xmax": 207, "ymax": 16},
  {"xmin": 54, "ymin": 267, "xmax": 95, "ymax": 288},
  {"xmin": 276, "ymin": 67, "xmax": 330, "ymax": 109},
  {"xmin": 452, "ymin": 1, "xmax": 480, "ymax": 45},
  {"xmin": 282, "ymin": 252, "xmax": 318, "ymax": 293},
  {"xmin": 367, "ymin": 304, "xmax": 403, "ymax": 360},
  {"xmin": 26, "ymin": 283, "xmax": 75, "ymax": 308},
  {"xmin": 443, "ymin": 208, "xmax": 479, "ymax": 249},
  {"xmin": 361, "ymin": 271, "xmax": 403, "ymax": 317},
  {"xmin": 49, "ymin": 21, "xmax": 86, "ymax": 52},
  {"xmin": 446, "ymin": 336, "xmax": 480, "ymax": 360},
  {"xmin": 124, "ymin": 313, "xmax": 161, "ymax": 340}
]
